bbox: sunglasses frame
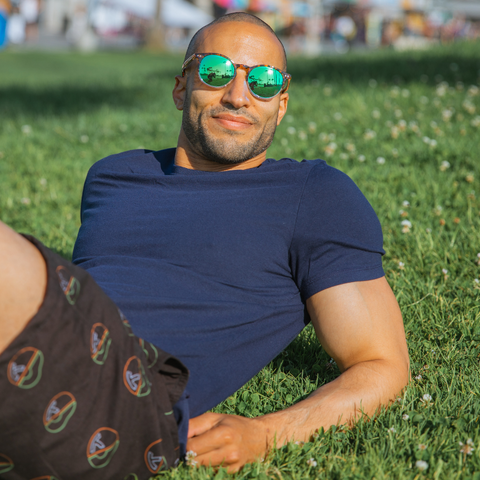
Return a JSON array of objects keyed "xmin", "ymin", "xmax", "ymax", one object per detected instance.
[{"xmin": 181, "ymin": 52, "xmax": 291, "ymax": 100}]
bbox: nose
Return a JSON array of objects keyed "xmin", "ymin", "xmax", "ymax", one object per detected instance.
[{"xmin": 221, "ymin": 68, "xmax": 251, "ymax": 109}]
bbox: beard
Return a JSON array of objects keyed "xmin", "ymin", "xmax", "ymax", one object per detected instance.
[{"xmin": 181, "ymin": 89, "xmax": 278, "ymax": 166}]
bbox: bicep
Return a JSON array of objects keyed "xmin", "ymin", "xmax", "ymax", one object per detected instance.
[{"xmin": 306, "ymin": 277, "xmax": 409, "ymax": 373}]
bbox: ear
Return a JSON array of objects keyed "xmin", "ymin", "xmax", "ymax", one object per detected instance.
[
  {"xmin": 276, "ymin": 92, "xmax": 289, "ymax": 126},
  {"xmin": 172, "ymin": 75, "xmax": 187, "ymax": 111}
]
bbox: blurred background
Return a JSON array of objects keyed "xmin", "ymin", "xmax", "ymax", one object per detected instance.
[{"xmin": 0, "ymin": 0, "xmax": 479, "ymax": 55}]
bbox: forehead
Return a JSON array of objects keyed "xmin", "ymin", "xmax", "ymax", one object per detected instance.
[{"xmin": 195, "ymin": 22, "xmax": 285, "ymax": 70}]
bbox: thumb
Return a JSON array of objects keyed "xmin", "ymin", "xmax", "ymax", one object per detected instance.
[{"xmin": 187, "ymin": 412, "xmax": 222, "ymax": 438}]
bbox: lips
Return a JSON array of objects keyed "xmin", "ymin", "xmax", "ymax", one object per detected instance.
[{"xmin": 212, "ymin": 113, "xmax": 254, "ymax": 130}]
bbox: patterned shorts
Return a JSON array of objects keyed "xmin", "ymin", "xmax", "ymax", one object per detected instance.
[{"xmin": 0, "ymin": 236, "xmax": 189, "ymax": 479}]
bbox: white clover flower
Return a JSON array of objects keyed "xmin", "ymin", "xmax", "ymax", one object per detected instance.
[
  {"xmin": 39, "ymin": 178, "xmax": 47, "ymax": 187},
  {"xmin": 308, "ymin": 122, "xmax": 317, "ymax": 133},
  {"xmin": 328, "ymin": 133, "xmax": 336, "ymax": 141},
  {"xmin": 459, "ymin": 440, "xmax": 474, "ymax": 455},
  {"xmin": 358, "ymin": 155, "xmax": 366, "ymax": 162},
  {"xmin": 324, "ymin": 142, "xmax": 337, "ymax": 156},
  {"xmin": 376, "ymin": 157, "xmax": 386, "ymax": 165},
  {"xmin": 287, "ymin": 126, "xmax": 296, "ymax": 135},
  {"xmin": 471, "ymin": 116, "xmax": 480, "ymax": 127},
  {"xmin": 418, "ymin": 444, "xmax": 427, "ymax": 451},
  {"xmin": 392, "ymin": 148, "xmax": 399, "ymax": 157},
  {"xmin": 402, "ymin": 89, "xmax": 410, "ymax": 98},
  {"xmin": 416, "ymin": 460, "xmax": 429, "ymax": 471},
  {"xmin": 422, "ymin": 394, "xmax": 432, "ymax": 402},
  {"xmin": 388, "ymin": 427, "xmax": 396, "ymax": 433},
  {"xmin": 339, "ymin": 153, "xmax": 348, "ymax": 160},
  {"xmin": 281, "ymin": 138, "xmax": 288, "ymax": 146},
  {"xmin": 333, "ymin": 112, "xmax": 342, "ymax": 121},
  {"xmin": 307, "ymin": 458, "xmax": 318, "ymax": 467},
  {"xmin": 467, "ymin": 85, "xmax": 479, "ymax": 97},
  {"xmin": 21, "ymin": 197, "xmax": 31, "ymax": 205},
  {"xmin": 415, "ymin": 374, "xmax": 422, "ymax": 380},
  {"xmin": 319, "ymin": 132, "xmax": 328, "ymax": 141},
  {"xmin": 394, "ymin": 109, "xmax": 403, "ymax": 118},
  {"xmin": 323, "ymin": 86, "xmax": 332, "ymax": 96},
  {"xmin": 429, "ymin": 139, "xmax": 437, "ymax": 148},
  {"xmin": 420, "ymin": 96, "xmax": 429, "ymax": 105},
  {"xmin": 401, "ymin": 220, "xmax": 412, "ymax": 228},
  {"xmin": 442, "ymin": 109, "xmax": 453, "ymax": 121},
  {"xmin": 80, "ymin": 135, "xmax": 89, "ymax": 143},
  {"xmin": 372, "ymin": 110, "xmax": 381, "ymax": 119},
  {"xmin": 402, "ymin": 201, "xmax": 410, "ymax": 207},
  {"xmin": 21, "ymin": 125, "xmax": 32, "ymax": 134},
  {"xmin": 398, "ymin": 262, "xmax": 405, "ymax": 270},
  {"xmin": 442, "ymin": 268, "xmax": 448, "ymax": 275},
  {"xmin": 185, "ymin": 450, "xmax": 197, "ymax": 467},
  {"xmin": 364, "ymin": 129, "xmax": 376, "ymax": 140},
  {"xmin": 402, "ymin": 414, "xmax": 409, "ymax": 420},
  {"xmin": 298, "ymin": 131, "xmax": 307, "ymax": 141},
  {"xmin": 345, "ymin": 143, "xmax": 356, "ymax": 152},
  {"xmin": 398, "ymin": 119, "xmax": 407, "ymax": 130},
  {"xmin": 423, "ymin": 136, "xmax": 431, "ymax": 144},
  {"xmin": 440, "ymin": 161, "xmax": 450, "ymax": 171}
]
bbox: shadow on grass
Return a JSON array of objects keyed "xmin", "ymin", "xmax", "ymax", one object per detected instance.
[
  {"xmin": 0, "ymin": 84, "xmax": 147, "ymax": 119},
  {"xmin": 288, "ymin": 43, "xmax": 480, "ymax": 85}
]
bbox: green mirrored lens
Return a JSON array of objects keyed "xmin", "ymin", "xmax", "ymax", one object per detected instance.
[
  {"xmin": 199, "ymin": 55, "xmax": 235, "ymax": 87},
  {"xmin": 248, "ymin": 66, "xmax": 284, "ymax": 98}
]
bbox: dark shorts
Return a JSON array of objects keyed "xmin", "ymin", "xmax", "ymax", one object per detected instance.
[{"xmin": 0, "ymin": 236, "xmax": 188, "ymax": 479}]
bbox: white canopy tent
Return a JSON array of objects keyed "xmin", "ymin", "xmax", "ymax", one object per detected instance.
[{"xmin": 110, "ymin": 0, "xmax": 214, "ymax": 28}]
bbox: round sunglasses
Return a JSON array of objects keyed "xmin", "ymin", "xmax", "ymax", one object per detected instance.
[{"xmin": 181, "ymin": 53, "xmax": 291, "ymax": 100}]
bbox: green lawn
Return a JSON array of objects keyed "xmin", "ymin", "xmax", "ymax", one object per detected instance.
[{"xmin": 1, "ymin": 41, "xmax": 479, "ymax": 479}]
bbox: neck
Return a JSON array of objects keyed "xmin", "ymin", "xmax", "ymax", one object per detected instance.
[{"xmin": 174, "ymin": 130, "xmax": 267, "ymax": 172}]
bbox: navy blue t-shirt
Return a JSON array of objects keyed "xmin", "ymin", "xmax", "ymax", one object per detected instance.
[{"xmin": 73, "ymin": 148, "xmax": 385, "ymax": 418}]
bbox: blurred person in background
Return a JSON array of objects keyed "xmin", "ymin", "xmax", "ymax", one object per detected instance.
[
  {"xmin": 0, "ymin": 0, "xmax": 11, "ymax": 48},
  {"xmin": 19, "ymin": 0, "xmax": 39, "ymax": 40},
  {"xmin": 6, "ymin": 4, "xmax": 25, "ymax": 45}
]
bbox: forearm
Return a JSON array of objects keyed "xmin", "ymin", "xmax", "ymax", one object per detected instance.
[{"xmin": 256, "ymin": 358, "xmax": 409, "ymax": 447}]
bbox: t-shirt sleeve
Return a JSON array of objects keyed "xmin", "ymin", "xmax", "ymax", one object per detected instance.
[{"xmin": 290, "ymin": 162, "xmax": 385, "ymax": 301}]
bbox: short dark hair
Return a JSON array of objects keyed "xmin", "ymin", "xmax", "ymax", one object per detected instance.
[{"xmin": 185, "ymin": 12, "xmax": 287, "ymax": 70}]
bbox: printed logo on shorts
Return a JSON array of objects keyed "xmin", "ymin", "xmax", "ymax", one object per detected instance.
[
  {"xmin": 7, "ymin": 347, "xmax": 44, "ymax": 389},
  {"xmin": 0, "ymin": 454, "xmax": 14, "ymax": 474},
  {"xmin": 144, "ymin": 439, "xmax": 166, "ymax": 474},
  {"xmin": 90, "ymin": 323, "xmax": 112, "ymax": 365},
  {"xmin": 43, "ymin": 392, "xmax": 77, "ymax": 433},
  {"xmin": 123, "ymin": 356, "xmax": 151, "ymax": 397},
  {"xmin": 119, "ymin": 309, "xmax": 135, "ymax": 337},
  {"xmin": 139, "ymin": 339, "xmax": 158, "ymax": 368},
  {"xmin": 86, "ymin": 428, "xmax": 120, "ymax": 469},
  {"xmin": 56, "ymin": 266, "xmax": 81, "ymax": 305}
]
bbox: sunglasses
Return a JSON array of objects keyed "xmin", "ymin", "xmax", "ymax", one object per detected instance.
[{"xmin": 181, "ymin": 53, "xmax": 291, "ymax": 100}]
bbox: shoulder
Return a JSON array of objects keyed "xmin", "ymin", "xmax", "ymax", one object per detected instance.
[{"xmin": 86, "ymin": 148, "xmax": 175, "ymax": 178}]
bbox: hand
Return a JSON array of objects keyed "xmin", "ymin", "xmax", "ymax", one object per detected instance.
[{"xmin": 186, "ymin": 412, "xmax": 268, "ymax": 472}]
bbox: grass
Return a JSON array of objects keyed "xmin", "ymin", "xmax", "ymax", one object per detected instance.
[{"xmin": 1, "ymin": 40, "xmax": 480, "ymax": 478}]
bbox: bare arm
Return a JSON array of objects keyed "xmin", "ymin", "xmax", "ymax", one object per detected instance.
[
  {"xmin": 0, "ymin": 221, "xmax": 47, "ymax": 354},
  {"xmin": 187, "ymin": 277, "xmax": 409, "ymax": 471}
]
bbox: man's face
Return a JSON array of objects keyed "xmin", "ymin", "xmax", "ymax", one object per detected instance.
[{"xmin": 175, "ymin": 22, "xmax": 289, "ymax": 166}]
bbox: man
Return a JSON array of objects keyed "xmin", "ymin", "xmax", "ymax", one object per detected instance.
[
  {"xmin": 0, "ymin": 12, "xmax": 408, "ymax": 478},
  {"xmin": 73, "ymin": 12, "xmax": 409, "ymax": 471}
]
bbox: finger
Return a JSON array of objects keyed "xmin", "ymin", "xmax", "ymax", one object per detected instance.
[
  {"xmin": 188, "ymin": 412, "xmax": 222, "ymax": 438},
  {"xmin": 186, "ymin": 427, "xmax": 226, "ymax": 456},
  {"xmin": 193, "ymin": 447, "xmax": 242, "ymax": 472}
]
